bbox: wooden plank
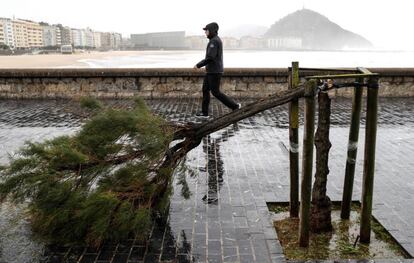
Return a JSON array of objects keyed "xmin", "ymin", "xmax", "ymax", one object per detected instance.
[
  {"xmin": 305, "ymin": 73, "xmax": 379, "ymax": 80},
  {"xmin": 357, "ymin": 67, "xmax": 372, "ymax": 74}
]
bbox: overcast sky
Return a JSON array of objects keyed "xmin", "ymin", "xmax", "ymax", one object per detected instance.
[{"xmin": 1, "ymin": 0, "xmax": 413, "ymax": 50}]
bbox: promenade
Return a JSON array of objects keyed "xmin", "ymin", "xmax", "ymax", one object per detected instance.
[{"xmin": 0, "ymin": 97, "xmax": 413, "ymax": 262}]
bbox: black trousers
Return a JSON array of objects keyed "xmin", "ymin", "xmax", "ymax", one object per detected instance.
[{"xmin": 202, "ymin": 74, "xmax": 238, "ymax": 115}]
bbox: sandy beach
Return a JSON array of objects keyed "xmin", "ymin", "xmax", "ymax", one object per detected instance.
[{"xmin": 0, "ymin": 51, "xmax": 168, "ymax": 68}]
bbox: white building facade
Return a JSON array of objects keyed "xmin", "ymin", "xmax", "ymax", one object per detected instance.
[
  {"xmin": 267, "ymin": 37, "xmax": 302, "ymax": 49},
  {"xmin": 71, "ymin": 28, "xmax": 86, "ymax": 47},
  {"xmin": 113, "ymin": 33, "xmax": 122, "ymax": 49},
  {"xmin": 42, "ymin": 25, "xmax": 61, "ymax": 47},
  {"xmin": 0, "ymin": 18, "xmax": 15, "ymax": 48},
  {"xmin": 84, "ymin": 28, "xmax": 94, "ymax": 48},
  {"xmin": 93, "ymin": 31, "xmax": 101, "ymax": 48}
]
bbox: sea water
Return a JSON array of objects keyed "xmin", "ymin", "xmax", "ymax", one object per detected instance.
[{"xmin": 76, "ymin": 50, "xmax": 414, "ymax": 68}]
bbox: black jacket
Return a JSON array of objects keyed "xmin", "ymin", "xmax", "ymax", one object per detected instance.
[{"xmin": 196, "ymin": 34, "xmax": 223, "ymax": 74}]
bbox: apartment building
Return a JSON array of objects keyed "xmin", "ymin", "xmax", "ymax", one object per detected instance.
[
  {"xmin": 1, "ymin": 16, "xmax": 123, "ymax": 50},
  {"xmin": 93, "ymin": 31, "xmax": 101, "ymax": 48},
  {"xmin": 131, "ymin": 31, "xmax": 185, "ymax": 49},
  {"xmin": 58, "ymin": 25, "xmax": 72, "ymax": 45},
  {"xmin": 239, "ymin": 36, "xmax": 266, "ymax": 49},
  {"xmin": 42, "ymin": 24, "xmax": 61, "ymax": 47},
  {"xmin": 84, "ymin": 28, "xmax": 94, "ymax": 48},
  {"xmin": 0, "ymin": 18, "xmax": 15, "ymax": 48},
  {"xmin": 71, "ymin": 28, "xmax": 86, "ymax": 47},
  {"xmin": 99, "ymin": 32, "xmax": 109, "ymax": 49},
  {"xmin": 12, "ymin": 19, "xmax": 29, "ymax": 48},
  {"xmin": 0, "ymin": 21, "xmax": 4, "ymax": 45},
  {"xmin": 12, "ymin": 19, "xmax": 43, "ymax": 48},
  {"xmin": 24, "ymin": 20, "xmax": 43, "ymax": 48},
  {"xmin": 267, "ymin": 37, "xmax": 302, "ymax": 49},
  {"xmin": 113, "ymin": 33, "xmax": 122, "ymax": 49},
  {"xmin": 222, "ymin": 37, "xmax": 240, "ymax": 49},
  {"xmin": 185, "ymin": 36, "xmax": 208, "ymax": 49}
]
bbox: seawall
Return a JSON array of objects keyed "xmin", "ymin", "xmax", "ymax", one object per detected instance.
[{"xmin": 1, "ymin": 68, "xmax": 414, "ymax": 99}]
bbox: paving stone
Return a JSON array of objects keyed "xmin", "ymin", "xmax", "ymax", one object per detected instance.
[
  {"xmin": 223, "ymin": 254, "xmax": 239, "ymax": 263},
  {"xmin": 161, "ymin": 246, "xmax": 176, "ymax": 261},
  {"xmin": 128, "ymin": 246, "xmax": 145, "ymax": 261},
  {"xmin": 65, "ymin": 247, "xmax": 84, "ymax": 262},
  {"xmin": 97, "ymin": 246, "xmax": 117, "ymax": 260},
  {"xmin": 176, "ymin": 253, "xmax": 193, "ymax": 263},
  {"xmin": 79, "ymin": 254, "xmax": 99, "ymax": 263},
  {"xmin": 116, "ymin": 242, "xmax": 133, "ymax": 254},
  {"xmin": 112, "ymin": 253, "xmax": 129, "ymax": 263},
  {"xmin": 239, "ymin": 254, "xmax": 255, "ymax": 263},
  {"xmin": 207, "ymin": 254, "xmax": 223, "ymax": 263},
  {"xmin": 266, "ymin": 239, "xmax": 283, "ymax": 255}
]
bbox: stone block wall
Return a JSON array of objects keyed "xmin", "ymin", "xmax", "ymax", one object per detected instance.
[{"xmin": 0, "ymin": 68, "xmax": 413, "ymax": 99}]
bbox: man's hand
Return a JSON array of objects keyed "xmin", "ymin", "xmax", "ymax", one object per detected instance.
[
  {"xmin": 193, "ymin": 66, "xmax": 204, "ymax": 72},
  {"xmin": 327, "ymin": 79, "xmax": 334, "ymax": 88}
]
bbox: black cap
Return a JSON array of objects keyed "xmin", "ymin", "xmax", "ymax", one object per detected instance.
[{"xmin": 203, "ymin": 22, "xmax": 219, "ymax": 32}]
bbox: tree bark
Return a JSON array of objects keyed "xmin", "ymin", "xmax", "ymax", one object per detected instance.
[
  {"xmin": 310, "ymin": 91, "xmax": 333, "ymax": 233},
  {"xmin": 151, "ymin": 86, "xmax": 306, "ymax": 202}
]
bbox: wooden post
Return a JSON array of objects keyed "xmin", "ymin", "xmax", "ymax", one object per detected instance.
[
  {"xmin": 299, "ymin": 79, "xmax": 316, "ymax": 247},
  {"xmin": 341, "ymin": 77, "xmax": 363, "ymax": 219},
  {"xmin": 360, "ymin": 77, "xmax": 379, "ymax": 243},
  {"xmin": 289, "ymin": 61, "xmax": 300, "ymax": 218}
]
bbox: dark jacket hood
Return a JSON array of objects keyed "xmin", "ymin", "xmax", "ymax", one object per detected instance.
[{"xmin": 203, "ymin": 22, "xmax": 219, "ymax": 39}]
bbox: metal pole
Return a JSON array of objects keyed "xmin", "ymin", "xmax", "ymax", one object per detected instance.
[
  {"xmin": 289, "ymin": 62, "xmax": 300, "ymax": 218},
  {"xmin": 360, "ymin": 77, "xmax": 379, "ymax": 243},
  {"xmin": 341, "ymin": 77, "xmax": 363, "ymax": 219},
  {"xmin": 299, "ymin": 79, "xmax": 316, "ymax": 247}
]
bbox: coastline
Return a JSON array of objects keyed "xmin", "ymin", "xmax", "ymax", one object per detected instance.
[{"xmin": 0, "ymin": 51, "xmax": 176, "ymax": 68}]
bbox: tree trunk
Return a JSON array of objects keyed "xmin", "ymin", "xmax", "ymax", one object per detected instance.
[
  {"xmin": 310, "ymin": 91, "xmax": 333, "ymax": 233},
  {"xmin": 151, "ymin": 86, "xmax": 306, "ymax": 202}
]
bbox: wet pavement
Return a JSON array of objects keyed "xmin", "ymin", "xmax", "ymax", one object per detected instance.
[{"xmin": 0, "ymin": 97, "xmax": 414, "ymax": 263}]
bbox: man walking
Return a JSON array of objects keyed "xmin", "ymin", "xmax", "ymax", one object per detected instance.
[{"xmin": 194, "ymin": 22, "xmax": 240, "ymax": 118}]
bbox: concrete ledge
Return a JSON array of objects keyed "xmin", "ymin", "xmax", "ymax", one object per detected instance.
[
  {"xmin": 1, "ymin": 68, "xmax": 414, "ymax": 78},
  {"xmin": 1, "ymin": 68, "xmax": 414, "ymax": 98},
  {"xmin": 370, "ymin": 68, "xmax": 414, "ymax": 77},
  {"xmin": 0, "ymin": 68, "xmax": 289, "ymax": 78}
]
